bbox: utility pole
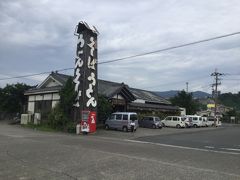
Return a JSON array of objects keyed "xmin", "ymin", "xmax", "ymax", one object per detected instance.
[
  {"xmin": 186, "ymin": 82, "xmax": 189, "ymax": 93},
  {"xmin": 211, "ymin": 69, "xmax": 223, "ymax": 126}
]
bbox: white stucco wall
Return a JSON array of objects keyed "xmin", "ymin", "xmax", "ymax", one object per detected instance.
[
  {"xmin": 52, "ymin": 101, "xmax": 59, "ymax": 108},
  {"xmin": 35, "ymin": 95, "xmax": 44, "ymax": 101},
  {"xmin": 52, "ymin": 93, "xmax": 60, "ymax": 100},
  {"xmin": 46, "ymin": 81, "xmax": 59, "ymax": 87},
  {"xmin": 28, "ymin": 102, "xmax": 35, "ymax": 114},
  {"xmin": 29, "ymin": 95, "xmax": 35, "ymax": 101},
  {"xmin": 133, "ymin": 99, "xmax": 145, "ymax": 103},
  {"xmin": 112, "ymin": 94, "xmax": 124, "ymax": 99},
  {"xmin": 44, "ymin": 94, "xmax": 52, "ymax": 100}
]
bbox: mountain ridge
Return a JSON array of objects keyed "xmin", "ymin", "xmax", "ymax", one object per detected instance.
[{"xmin": 154, "ymin": 90, "xmax": 211, "ymax": 99}]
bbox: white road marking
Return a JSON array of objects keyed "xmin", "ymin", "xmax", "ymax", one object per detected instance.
[
  {"xmin": 220, "ymin": 148, "xmax": 240, "ymax": 152},
  {"xmin": 124, "ymin": 139, "xmax": 240, "ymax": 155},
  {"xmin": 205, "ymin": 146, "xmax": 214, "ymax": 149},
  {"xmin": 6, "ymin": 135, "xmax": 24, "ymax": 138}
]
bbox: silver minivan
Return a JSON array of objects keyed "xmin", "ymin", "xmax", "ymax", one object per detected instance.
[
  {"xmin": 105, "ymin": 112, "xmax": 139, "ymax": 132},
  {"xmin": 139, "ymin": 116, "xmax": 162, "ymax": 129}
]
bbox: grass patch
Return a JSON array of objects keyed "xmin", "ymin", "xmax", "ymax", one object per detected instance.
[
  {"xmin": 21, "ymin": 123, "xmax": 58, "ymax": 132},
  {"xmin": 21, "ymin": 122, "xmax": 76, "ymax": 134}
]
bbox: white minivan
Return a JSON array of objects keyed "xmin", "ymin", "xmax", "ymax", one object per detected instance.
[
  {"xmin": 161, "ymin": 116, "xmax": 185, "ymax": 128},
  {"xmin": 207, "ymin": 117, "xmax": 222, "ymax": 127},
  {"xmin": 105, "ymin": 112, "xmax": 139, "ymax": 132},
  {"xmin": 186, "ymin": 115, "xmax": 203, "ymax": 128}
]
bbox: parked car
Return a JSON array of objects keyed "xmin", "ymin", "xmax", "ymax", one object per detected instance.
[
  {"xmin": 161, "ymin": 116, "xmax": 185, "ymax": 128},
  {"xmin": 139, "ymin": 116, "xmax": 162, "ymax": 129},
  {"xmin": 185, "ymin": 115, "xmax": 203, "ymax": 128},
  {"xmin": 207, "ymin": 117, "xmax": 222, "ymax": 127},
  {"xmin": 105, "ymin": 112, "xmax": 139, "ymax": 132}
]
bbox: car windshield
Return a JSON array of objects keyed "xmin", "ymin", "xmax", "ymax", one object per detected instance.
[{"xmin": 155, "ymin": 117, "xmax": 160, "ymax": 121}]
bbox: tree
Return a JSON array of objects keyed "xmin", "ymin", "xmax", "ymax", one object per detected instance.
[
  {"xmin": 97, "ymin": 95, "xmax": 112, "ymax": 124},
  {"xmin": 48, "ymin": 77, "xmax": 76, "ymax": 131},
  {"xmin": 0, "ymin": 83, "xmax": 31, "ymax": 114},
  {"xmin": 219, "ymin": 92, "xmax": 240, "ymax": 111},
  {"xmin": 170, "ymin": 90, "xmax": 198, "ymax": 115},
  {"xmin": 59, "ymin": 77, "xmax": 76, "ymax": 117}
]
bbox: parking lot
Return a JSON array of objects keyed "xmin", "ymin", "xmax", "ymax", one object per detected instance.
[
  {"xmin": 0, "ymin": 121, "xmax": 240, "ymax": 180},
  {"xmin": 95, "ymin": 124, "xmax": 219, "ymax": 139}
]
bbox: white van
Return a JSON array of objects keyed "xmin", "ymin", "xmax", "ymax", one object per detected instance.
[
  {"xmin": 207, "ymin": 117, "xmax": 222, "ymax": 127},
  {"xmin": 105, "ymin": 112, "xmax": 139, "ymax": 132},
  {"xmin": 186, "ymin": 115, "xmax": 203, "ymax": 128},
  {"xmin": 161, "ymin": 116, "xmax": 185, "ymax": 128}
]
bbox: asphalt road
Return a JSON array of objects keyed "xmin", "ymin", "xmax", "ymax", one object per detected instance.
[
  {"xmin": 136, "ymin": 125, "xmax": 240, "ymax": 154},
  {"xmin": 0, "ymin": 122, "xmax": 239, "ymax": 180}
]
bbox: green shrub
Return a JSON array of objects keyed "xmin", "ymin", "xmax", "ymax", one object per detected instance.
[{"xmin": 47, "ymin": 104, "xmax": 69, "ymax": 131}]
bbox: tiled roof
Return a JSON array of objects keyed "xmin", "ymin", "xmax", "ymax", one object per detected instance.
[
  {"xmin": 129, "ymin": 102, "xmax": 179, "ymax": 111},
  {"xmin": 26, "ymin": 72, "xmax": 172, "ymax": 105},
  {"xmin": 98, "ymin": 80, "xmax": 123, "ymax": 98},
  {"xmin": 130, "ymin": 88, "xmax": 171, "ymax": 105}
]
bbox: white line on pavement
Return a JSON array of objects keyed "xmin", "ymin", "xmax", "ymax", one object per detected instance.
[
  {"xmin": 205, "ymin": 146, "xmax": 214, "ymax": 149},
  {"xmin": 124, "ymin": 139, "xmax": 240, "ymax": 155},
  {"xmin": 220, "ymin": 148, "xmax": 240, "ymax": 152}
]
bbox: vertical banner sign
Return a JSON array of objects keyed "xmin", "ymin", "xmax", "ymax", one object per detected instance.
[{"xmin": 73, "ymin": 21, "xmax": 99, "ymax": 133}]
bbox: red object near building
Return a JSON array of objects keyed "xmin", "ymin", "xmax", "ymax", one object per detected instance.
[{"xmin": 80, "ymin": 111, "xmax": 96, "ymax": 133}]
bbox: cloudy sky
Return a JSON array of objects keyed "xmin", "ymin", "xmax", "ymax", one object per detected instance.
[{"xmin": 1, "ymin": 0, "xmax": 240, "ymax": 93}]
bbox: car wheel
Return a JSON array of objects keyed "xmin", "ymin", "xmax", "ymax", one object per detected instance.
[
  {"xmin": 193, "ymin": 124, "xmax": 197, "ymax": 128},
  {"xmin": 122, "ymin": 126, "xmax": 128, "ymax": 132},
  {"xmin": 176, "ymin": 124, "xmax": 181, "ymax": 129},
  {"xmin": 152, "ymin": 124, "xmax": 156, "ymax": 129},
  {"xmin": 105, "ymin": 125, "xmax": 109, "ymax": 130}
]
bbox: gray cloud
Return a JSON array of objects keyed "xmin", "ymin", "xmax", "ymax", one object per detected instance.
[{"xmin": 0, "ymin": 0, "xmax": 240, "ymax": 93}]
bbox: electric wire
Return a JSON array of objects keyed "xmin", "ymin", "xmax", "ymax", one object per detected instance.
[{"xmin": 1, "ymin": 31, "xmax": 240, "ymax": 81}]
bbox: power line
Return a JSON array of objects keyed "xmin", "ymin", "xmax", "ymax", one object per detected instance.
[
  {"xmin": 223, "ymin": 78, "xmax": 240, "ymax": 81},
  {"xmin": 224, "ymin": 73, "xmax": 240, "ymax": 76},
  {"xmin": 98, "ymin": 31, "xmax": 240, "ymax": 64},
  {"xmin": 1, "ymin": 31, "xmax": 240, "ymax": 81},
  {"xmin": 0, "ymin": 68, "xmax": 74, "ymax": 81}
]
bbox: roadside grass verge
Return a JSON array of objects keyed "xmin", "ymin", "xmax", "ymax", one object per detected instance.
[
  {"xmin": 21, "ymin": 123, "xmax": 59, "ymax": 132},
  {"xmin": 21, "ymin": 122, "xmax": 76, "ymax": 134}
]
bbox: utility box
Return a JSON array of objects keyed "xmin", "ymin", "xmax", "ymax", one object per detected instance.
[
  {"xmin": 34, "ymin": 113, "xmax": 41, "ymax": 125},
  {"xmin": 21, "ymin": 114, "xmax": 32, "ymax": 124}
]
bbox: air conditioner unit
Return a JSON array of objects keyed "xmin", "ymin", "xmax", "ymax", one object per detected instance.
[{"xmin": 34, "ymin": 113, "xmax": 41, "ymax": 125}]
